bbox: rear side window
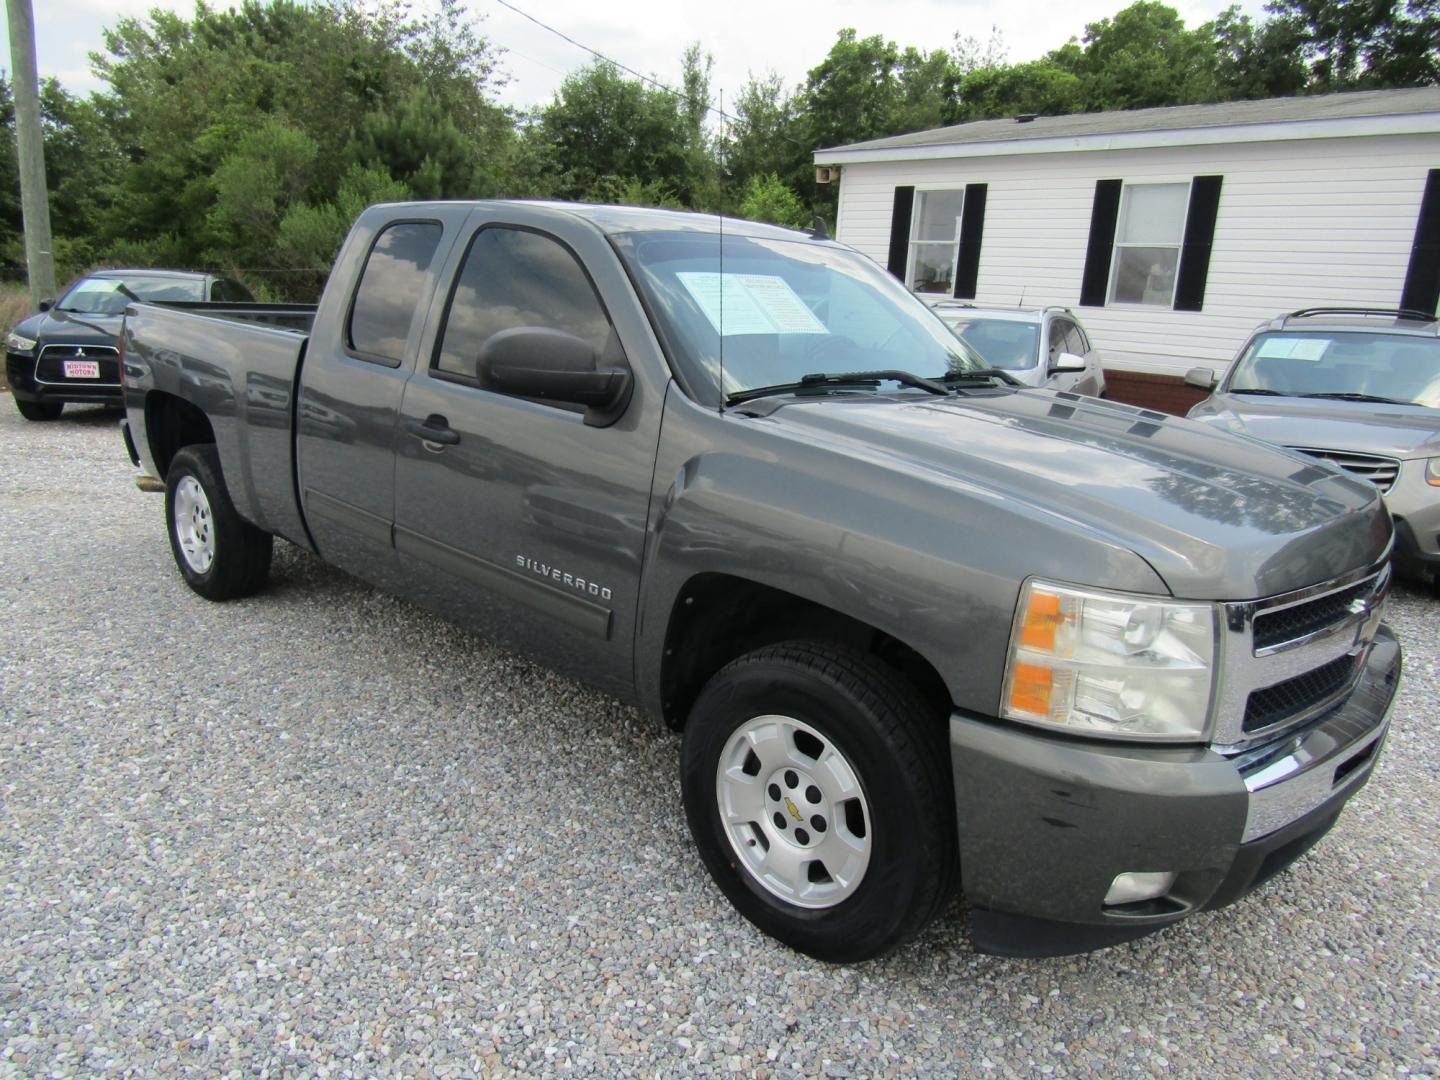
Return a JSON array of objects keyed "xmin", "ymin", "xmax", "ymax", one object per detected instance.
[
  {"xmin": 347, "ymin": 222, "xmax": 444, "ymax": 365},
  {"xmin": 210, "ymin": 278, "xmax": 253, "ymax": 303},
  {"xmin": 434, "ymin": 227, "xmax": 616, "ymax": 380}
]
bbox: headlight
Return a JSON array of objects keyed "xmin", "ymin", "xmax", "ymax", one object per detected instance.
[
  {"xmin": 1001, "ymin": 579, "xmax": 1217, "ymax": 741},
  {"xmin": 1426, "ymin": 458, "xmax": 1440, "ymax": 488},
  {"xmin": 5, "ymin": 331, "xmax": 38, "ymax": 353}
]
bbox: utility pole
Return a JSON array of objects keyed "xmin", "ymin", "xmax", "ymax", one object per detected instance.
[{"xmin": 5, "ymin": 0, "xmax": 56, "ymax": 306}]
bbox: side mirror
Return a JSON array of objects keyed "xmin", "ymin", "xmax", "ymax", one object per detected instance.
[
  {"xmin": 37, "ymin": 298, "xmax": 54, "ymax": 312},
  {"xmin": 1184, "ymin": 366, "xmax": 1218, "ymax": 391},
  {"xmin": 1050, "ymin": 351, "xmax": 1087, "ymax": 374},
  {"xmin": 477, "ymin": 326, "xmax": 633, "ymax": 427}
]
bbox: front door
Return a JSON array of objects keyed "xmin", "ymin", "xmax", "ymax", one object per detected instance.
[{"xmin": 393, "ymin": 209, "xmax": 665, "ymax": 697}]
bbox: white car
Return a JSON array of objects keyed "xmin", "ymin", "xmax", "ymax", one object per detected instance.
[{"xmin": 932, "ymin": 303, "xmax": 1107, "ymax": 397}]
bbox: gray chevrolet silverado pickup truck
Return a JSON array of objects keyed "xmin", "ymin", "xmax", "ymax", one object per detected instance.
[{"xmin": 122, "ymin": 201, "xmax": 1402, "ymax": 962}]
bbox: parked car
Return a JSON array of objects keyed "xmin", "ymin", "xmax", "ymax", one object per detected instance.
[
  {"xmin": 1186, "ymin": 307, "xmax": 1439, "ymax": 583},
  {"xmin": 122, "ymin": 202, "xmax": 1398, "ymax": 961},
  {"xmin": 5, "ymin": 268, "xmax": 253, "ymax": 421},
  {"xmin": 932, "ymin": 303, "xmax": 1107, "ymax": 396}
]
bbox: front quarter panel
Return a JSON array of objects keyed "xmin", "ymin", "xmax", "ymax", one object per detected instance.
[{"xmin": 635, "ymin": 389, "xmax": 1169, "ymax": 718}]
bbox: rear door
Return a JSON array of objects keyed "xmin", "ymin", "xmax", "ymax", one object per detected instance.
[
  {"xmin": 392, "ymin": 206, "xmax": 666, "ymax": 697},
  {"xmin": 295, "ymin": 209, "xmax": 467, "ymax": 587}
]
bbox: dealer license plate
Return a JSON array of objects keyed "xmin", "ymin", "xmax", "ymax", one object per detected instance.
[{"xmin": 63, "ymin": 360, "xmax": 101, "ymax": 379}]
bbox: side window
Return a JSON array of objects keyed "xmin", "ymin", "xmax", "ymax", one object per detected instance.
[
  {"xmin": 1063, "ymin": 322, "xmax": 1088, "ymax": 356},
  {"xmin": 1047, "ymin": 319, "xmax": 1069, "ymax": 362},
  {"xmin": 347, "ymin": 221, "xmax": 444, "ymax": 366},
  {"xmin": 434, "ymin": 227, "xmax": 617, "ymax": 383},
  {"xmin": 210, "ymin": 278, "xmax": 253, "ymax": 302}
]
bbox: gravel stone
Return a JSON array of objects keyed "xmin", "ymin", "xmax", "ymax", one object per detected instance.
[{"xmin": 1, "ymin": 401, "xmax": 1437, "ymax": 1077}]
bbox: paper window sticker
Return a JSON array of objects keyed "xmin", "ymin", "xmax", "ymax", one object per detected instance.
[{"xmin": 676, "ymin": 272, "xmax": 828, "ymax": 336}]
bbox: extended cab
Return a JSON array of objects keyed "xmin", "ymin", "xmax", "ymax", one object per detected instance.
[{"xmin": 122, "ymin": 202, "xmax": 1402, "ymax": 961}]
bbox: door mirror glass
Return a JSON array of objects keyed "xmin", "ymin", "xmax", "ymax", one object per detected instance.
[
  {"xmin": 1051, "ymin": 351, "xmax": 1087, "ymax": 373},
  {"xmin": 1184, "ymin": 366, "xmax": 1218, "ymax": 390},
  {"xmin": 37, "ymin": 298, "xmax": 54, "ymax": 312},
  {"xmin": 477, "ymin": 326, "xmax": 633, "ymax": 427}
]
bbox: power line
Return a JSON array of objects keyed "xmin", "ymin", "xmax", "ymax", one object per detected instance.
[
  {"xmin": 490, "ymin": 0, "xmax": 742, "ymax": 126},
  {"xmin": 490, "ymin": 0, "xmax": 813, "ymax": 152}
]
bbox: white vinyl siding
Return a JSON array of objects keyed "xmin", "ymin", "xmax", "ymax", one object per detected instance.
[{"xmin": 832, "ymin": 133, "xmax": 1438, "ymax": 376}]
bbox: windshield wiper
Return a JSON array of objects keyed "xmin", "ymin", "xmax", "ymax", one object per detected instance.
[
  {"xmin": 1292, "ymin": 391, "xmax": 1420, "ymax": 406},
  {"xmin": 726, "ymin": 369, "xmax": 949, "ymax": 406},
  {"xmin": 940, "ymin": 367, "xmax": 1022, "ymax": 387},
  {"xmin": 1231, "ymin": 387, "xmax": 1285, "ymax": 395}
]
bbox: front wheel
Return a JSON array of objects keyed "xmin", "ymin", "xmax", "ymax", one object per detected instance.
[
  {"xmin": 680, "ymin": 641, "xmax": 956, "ymax": 962},
  {"xmin": 14, "ymin": 397, "xmax": 63, "ymax": 421},
  {"xmin": 165, "ymin": 444, "xmax": 273, "ymax": 600}
]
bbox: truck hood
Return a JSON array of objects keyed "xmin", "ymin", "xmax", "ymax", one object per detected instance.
[
  {"xmin": 763, "ymin": 390, "xmax": 1390, "ymax": 600},
  {"xmin": 1190, "ymin": 393, "xmax": 1440, "ymax": 459}
]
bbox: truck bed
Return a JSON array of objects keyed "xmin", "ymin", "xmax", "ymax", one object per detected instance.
[{"xmin": 122, "ymin": 301, "xmax": 316, "ymax": 548}]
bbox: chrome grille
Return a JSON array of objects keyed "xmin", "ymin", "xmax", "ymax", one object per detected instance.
[
  {"xmin": 1214, "ymin": 561, "xmax": 1390, "ymax": 749},
  {"xmin": 1243, "ymin": 652, "xmax": 1360, "ymax": 732},
  {"xmin": 1252, "ymin": 576, "xmax": 1380, "ymax": 651},
  {"xmin": 1287, "ymin": 446, "xmax": 1399, "ymax": 493},
  {"xmin": 35, "ymin": 343, "xmax": 121, "ymax": 386}
]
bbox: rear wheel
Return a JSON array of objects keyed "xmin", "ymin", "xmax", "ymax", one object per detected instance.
[
  {"xmin": 681, "ymin": 641, "xmax": 956, "ymax": 962},
  {"xmin": 14, "ymin": 398, "xmax": 63, "ymax": 421},
  {"xmin": 165, "ymin": 444, "xmax": 272, "ymax": 600}
]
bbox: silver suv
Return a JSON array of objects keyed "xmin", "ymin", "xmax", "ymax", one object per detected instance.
[
  {"xmin": 1186, "ymin": 307, "xmax": 1440, "ymax": 583},
  {"xmin": 932, "ymin": 303, "xmax": 1107, "ymax": 397}
]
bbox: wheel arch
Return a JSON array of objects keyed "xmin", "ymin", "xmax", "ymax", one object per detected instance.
[
  {"xmin": 657, "ymin": 572, "xmax": 952, "ymax": 730},
  {"xmin": 144, "ymin": 391, "xmax": 217, "ymax": 479}
]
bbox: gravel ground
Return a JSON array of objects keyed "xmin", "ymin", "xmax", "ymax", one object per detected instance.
[{"xmin": 1, "ymin": 401, "xmax": 1437, "ymax": 1079}]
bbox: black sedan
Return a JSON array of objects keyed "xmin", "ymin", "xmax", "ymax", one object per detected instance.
[{"xmin": 5, "ymin": 269, "xmax": 252, "ymax": 421}]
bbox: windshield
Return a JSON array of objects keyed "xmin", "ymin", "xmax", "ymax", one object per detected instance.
[
  {"xmin": 1229, "ymin": 331, "xmax": 1440, "ymax": 407},
  {"xmin": 58, "ymin": 275, "xmax": 206, "ymax": 314},
  {"xmin": 611, "ymin": 231, "xmax": 982, "ymax": 402},
  {"xmin": 943, "ymin": 316, "xmax": 1040, "ymax": 371}
]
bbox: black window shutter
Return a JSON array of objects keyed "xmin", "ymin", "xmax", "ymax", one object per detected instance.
[
  {"xmin": 953, "ymin": 184, "xmax": 987, "ymax": 299},
  {"xmin": 1079, "ymin": 179, "xmax": 1122, "ymax": 307},
  {"xmin": 886, "ymin": 186, "xmax": 916, "ymax": 280},
  {"xmin": 1174, "ymin": 175, "xmax": 1224, "ymax": 312},
  {"xmin": 1400, "ymin": 169, "xmax": 1440, "ymax": 316}
]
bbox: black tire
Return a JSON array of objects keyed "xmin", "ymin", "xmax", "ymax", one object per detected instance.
[
  {"xmin": 681, "ymin": 641, "xmax": 956, "ymax": 962},
  {"xmin": 164, "ymin": 444, "xmax": 273, "ymax": 600},
  {"xmin": 14, "ymin": 397, "xmax": 63, "ymax": 421}
]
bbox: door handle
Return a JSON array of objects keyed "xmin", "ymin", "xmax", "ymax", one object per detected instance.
[{"xmin": 406, "ymin": 415, "xmax": 460, "ymax": 446}]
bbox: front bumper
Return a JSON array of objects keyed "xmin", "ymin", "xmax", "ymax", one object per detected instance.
[
  {"xmin": 951, "ymin": 626, "xmax": 1400, "ymax": 957},
  {"xmin": 7, "ymin": 350, "xmax": 123, "ymax": 405}
]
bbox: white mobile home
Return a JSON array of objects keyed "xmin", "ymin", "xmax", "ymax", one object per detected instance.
[{"xmin": 815, "ymin": 87, "xmax": 1440, "ymax": 412}]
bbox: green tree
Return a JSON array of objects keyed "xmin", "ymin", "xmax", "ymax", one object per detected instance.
[
  {"xmin": 1050, "ymin": 2, "xmax": 1221, "ymax": 110},
  {"xmin": 1211, "ymin": 6, "xmax": 1309, "ymax": 99},
  {"xmin": 349, "ymin": 89, "xmax": 474, "ymax": 199},
  {"xmin": 738, "ymin": 173, "xmax": 810, "ymax": 229},
  {"xmin": 1266, "ymin": 0, "xmax": 1440, "ymax": 89},
  {"xmin": 531, "ymin": 58, "xmax": 705, "ymax": 205},
  {"xmin": 956, "ymin": 61, "xmax": 1083, "ymax": 119}
]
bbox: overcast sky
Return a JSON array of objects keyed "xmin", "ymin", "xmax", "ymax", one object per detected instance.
[{"xmin": 4, "ymin": 0, "xmax": 1265, "ymax": 111}]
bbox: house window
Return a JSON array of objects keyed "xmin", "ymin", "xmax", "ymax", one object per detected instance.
[
  {"xmin": 907, "ymin": 189, "xmax": 966, "ymax": 295},
  {"xmin": 1109, "ymin": 182, "xmax": 1189, "ymax": 306}
]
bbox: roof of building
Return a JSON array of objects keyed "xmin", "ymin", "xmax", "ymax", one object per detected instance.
[{"xmin": 816, "ymin": 86, "xmax": 1440, "ymax": 159}]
